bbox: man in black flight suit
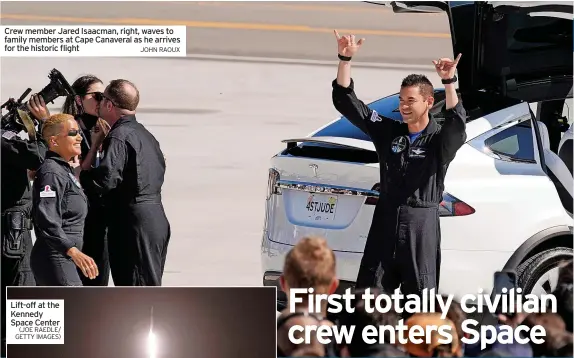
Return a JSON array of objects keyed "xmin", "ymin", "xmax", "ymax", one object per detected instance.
[
  {"xmin": 79, "ymin": 79, "xmax": 171, "ymax": 286},
  {"xmin": 331, "ymin": 31, "xmax": 467, "ymax": 297},
  {"xmin": 1, "ymin": 94, "xmax": 48, "ymax": 356}
]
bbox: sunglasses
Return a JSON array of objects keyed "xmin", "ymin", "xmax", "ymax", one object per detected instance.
[
  {"xmin": 89, "ymin": 91, "xmax": 121, "ymax": 107},
  {"xmin": 66, "ymin": 129, "xmax": 81, "ymax": 137},
  {"xmin": 87, "ymin": 91, "xmax": 104, "ymax": 101}
]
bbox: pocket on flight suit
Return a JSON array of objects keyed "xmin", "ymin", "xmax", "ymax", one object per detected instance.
[{"xmin": 2, "ymin": 211, "xmax": 29, "ymax": 259}]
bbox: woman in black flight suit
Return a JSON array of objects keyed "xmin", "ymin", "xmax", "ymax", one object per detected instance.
[
  {"xmin": 60, "ymin": 75, "xmax": 111, "ymax": 286},
  {"xmin": 30, "ymin": 113, "xmax": 99, "ymax": 285}
]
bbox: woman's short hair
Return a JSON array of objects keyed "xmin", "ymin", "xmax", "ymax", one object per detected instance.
[{"xmin": 42, "ymin": 113, "xmax": 74, "ymax": 142}]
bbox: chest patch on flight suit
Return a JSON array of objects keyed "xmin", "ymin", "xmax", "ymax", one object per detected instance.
[
  {"xmin": 409, "ymin": 147, "xmax": 427, "ymax": 159},
  {"xmin": 40, "ymin": 185, "xmax": 56, "ymax": 198},
  {"xmin": 68, "ymin": 173, "xmax": 82, "ymax": 189},
  {"xmin": 391, "ymin": 136, "xmax": 408, "ymax": 154}
]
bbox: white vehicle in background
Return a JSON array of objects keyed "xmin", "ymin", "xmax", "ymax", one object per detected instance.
[{"xmin": 261, "ymin": 1, "xmax": 573, "ymax": 309}]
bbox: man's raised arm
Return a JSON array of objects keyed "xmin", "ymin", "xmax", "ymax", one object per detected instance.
[
  {"xmin": 332, "ymin": 30, "xmax": 390, "ymax": 137},
  {"xmin": 433, "ymin": 54, "xmax": 468, "ymax": 164}
]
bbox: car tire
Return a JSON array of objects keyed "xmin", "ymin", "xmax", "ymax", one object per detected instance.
[{"xmin": 516, "ymin": 247, "xmax": 573, "ymax": 294}]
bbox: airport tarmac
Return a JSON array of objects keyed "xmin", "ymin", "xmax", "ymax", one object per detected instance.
[{"xmin": 1, "ymin": 0, "xmax": 449, "ymax": 286}]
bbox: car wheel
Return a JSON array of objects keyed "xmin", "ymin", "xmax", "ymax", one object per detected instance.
[{"xmin": 516, "ymin": 247, "xmax": 573, "ymax": 296}]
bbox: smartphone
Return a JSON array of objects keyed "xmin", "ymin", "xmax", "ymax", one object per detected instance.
[{"xmin": 493, "ymin": 270, "xmax": 517, "ymax": 317}]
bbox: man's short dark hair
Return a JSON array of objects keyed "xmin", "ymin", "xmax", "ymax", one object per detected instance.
[
  {"xmin": 401, "ymin": 74, "xmax": 434, "ymax": 98},
  {"xmin": 107, "ymin": 79, "xmax": 140, "ymax": 111}
]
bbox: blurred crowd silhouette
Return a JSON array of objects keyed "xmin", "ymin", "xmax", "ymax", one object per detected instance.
[{"xmin": 276, "ymin": 236, "xmax": 573, "ymax": 357}]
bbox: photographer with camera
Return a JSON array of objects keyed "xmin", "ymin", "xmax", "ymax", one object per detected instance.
[
  {"xmin": 1, "ymin": 94, "xmax": 49, "ymax": 356},
  {"xmin": 1, "ymin": 69, "xmax": 79, "ymax": 354}
]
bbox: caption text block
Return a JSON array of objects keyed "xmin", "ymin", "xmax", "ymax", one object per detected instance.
[
  {"xmin": 6, "ymin": 299, "xmax": 65, "ymax": 344},
  {"xmin": 1, "ymin": 25, "xmax": 186, "ymax": 57}
]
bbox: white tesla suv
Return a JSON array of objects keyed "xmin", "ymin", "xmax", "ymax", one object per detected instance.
[{"xmin": 261, "ymin": 1, "xmax": 573, "ymax": 309}]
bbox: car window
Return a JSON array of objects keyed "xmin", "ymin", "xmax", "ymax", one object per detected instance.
[
  {"xmin": 484, "ymin": 120, "xmax": 535, "ymax": 162},
  {"xmin": 481, "ymin": 7, "xmax": 572, "ymax": 80}
]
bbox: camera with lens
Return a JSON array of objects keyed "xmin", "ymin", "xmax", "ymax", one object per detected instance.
[{"xmin": 1, "ymin": 68, "xmax": 75, "ymax": 140}]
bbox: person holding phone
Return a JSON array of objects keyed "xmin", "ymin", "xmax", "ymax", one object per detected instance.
[
  {"xmin": 464, "ymin": 270, "xmax": 532, "ymax": 357},
  {"xmin": 331, "ymin": 30, "xmax": 467, "ymax": 297}
]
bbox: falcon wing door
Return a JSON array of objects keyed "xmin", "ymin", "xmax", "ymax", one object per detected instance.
[
  {"xmin": 365, "ymin": 1, "xmax": 573, "ymax": 102},
  {"xmin": 490, "ymin": 1, "xmax": 573, "ymax": 20}
]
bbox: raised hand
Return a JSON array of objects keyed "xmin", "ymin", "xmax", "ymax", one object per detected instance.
[
  {"xmin": 97, "ymin": 118, "xmax": 110, "ymax": 136},
  {"xmin": 27, "ymin": 94, "xmax": 50, "ymax": 121},
  {"xmin": 69, "ymin": 156, "xmax": 81, "ymax": 179},
  {"xmin": 69, "ymin": 155, "xmax": 80, "ymax": 168},
  {"xmin": 91, "ymin": 119, "xmax": 109, "ymax": 146},
  {"xmin": 432, "ymin": 53, "xmax": 462, "ymax": 80},
  {"xmin": 334, "ymin": 30, "xmax": 365, "ymax": 58}
]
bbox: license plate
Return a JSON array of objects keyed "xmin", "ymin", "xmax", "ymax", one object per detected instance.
[{"xmin": 305, "ymin": 193, "xmax": 338, "ymax": 222}]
